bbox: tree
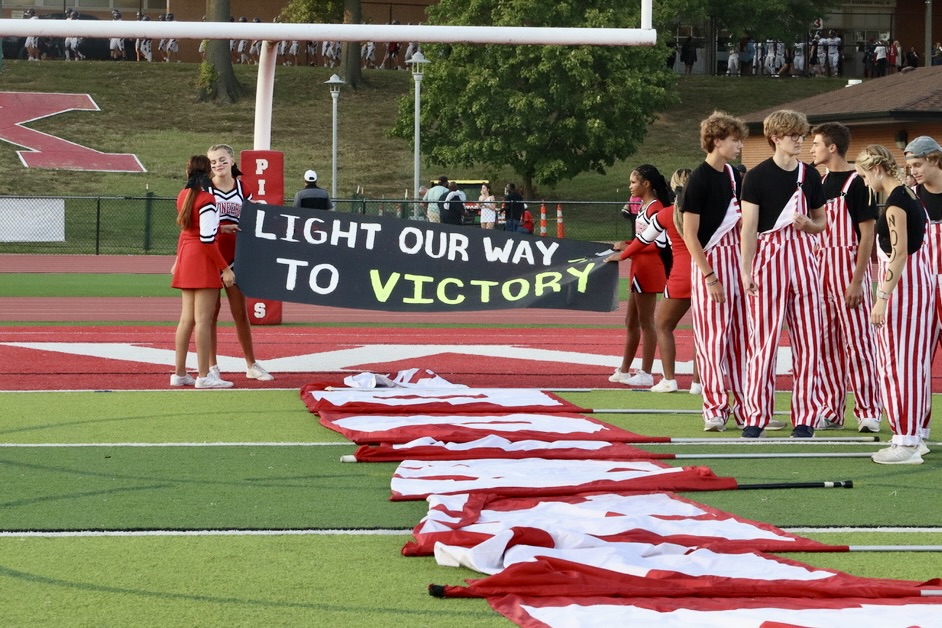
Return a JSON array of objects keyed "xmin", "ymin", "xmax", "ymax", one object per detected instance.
[
  {"xmin": 280, "ymin": 0, "xmax": 363, "ymax": 88},
  {"xmin": 198, "ymin": 0, "xmax": 247, "ymax": 103},
  {"xmin": 390, "ymin": 0, "xmax": 676, "ymax": 197}
]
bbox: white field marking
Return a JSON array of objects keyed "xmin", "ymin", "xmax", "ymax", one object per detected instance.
[
  {"xmin": 2, "ymin": 527, "xmax": 940, "ymax": 540},
  {"xmin": 3, "ymin": 341, "xmax": 805, "ymax": 376},
  {"xmin": 0, "ymin": 529, "xmax": 412, "ymax": 539},
  {"xmin": 0, "ymin": 442, "xmax": 350, "ymax": 448}
]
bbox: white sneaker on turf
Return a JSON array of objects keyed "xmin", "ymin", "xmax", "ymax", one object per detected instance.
[
  {"xmin": 650, "ymin": 378, "xmax": 678, "ymax": 393},
  {"xmin": 703, "ymin": 417, "xmax": 726, "ymax": 432},
  {"xmin": 857, "ymin": 418, "xmax": 881, "ymax": 433},
  {"xmin": 170, "ymin": 373, "xmax": 195, "ymax": 387},
  {"xmin": 688, "ymin": 382, "xmax": 703, "ymax": 395},
  {"xmin": 195, "ymin": 375, "xmax": 234, "ymax": 389},
  {"xmin": 608, "ymin": 369, "xmax": 632, "ymax": 384},
  {"xmin": 871, "ymin": 444, "xmax": 923, "ymax": 465},
  {"xmin": 816, "ymin": 417, "xmax": 843, "ymax": 430},
  {"xmin": 765, "ymin": 419, "xmax": 787, "ymax": 431},
  {"xmin": 918, "ymin": 440, "xmax": 931, "ymax": 456},
  {"xmin": 246, "ymin": 362, "xmax": 274, "ymax": 381},
  {"xmin": 209, "ymin": 365, "xmax": 221, "ymax": 379},
  {"xmin": 624, "ymin": 370, "xmax": 654, "ymax": 387}
]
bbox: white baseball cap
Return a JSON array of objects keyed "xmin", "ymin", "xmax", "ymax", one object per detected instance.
[{"xmin": 303, "ymin": 170, "xmax": 318, "ymax": 183}]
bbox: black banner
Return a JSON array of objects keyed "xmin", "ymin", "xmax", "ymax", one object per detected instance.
[{"xmin": 234, "ymin": 202, "xmax": 618, "ymax": 312}]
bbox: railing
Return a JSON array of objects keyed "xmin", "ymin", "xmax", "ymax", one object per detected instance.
[{"xmin": 0, "ymin": 194, "xmax": 635, "ymax": 255}]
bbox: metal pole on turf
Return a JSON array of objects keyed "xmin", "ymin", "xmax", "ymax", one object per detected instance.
[
  {"xmin": 659, "ymin": 437, "xmax": 882, "ymax": 444},
  {"xmin": 736, "ymin": 480, "xmax": 854, "ymax": 489}
]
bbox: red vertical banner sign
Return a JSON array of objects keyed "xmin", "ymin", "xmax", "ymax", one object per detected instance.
[{"xmin": 239, "ymin": 150, "xmax": 285, "ymax": 325}]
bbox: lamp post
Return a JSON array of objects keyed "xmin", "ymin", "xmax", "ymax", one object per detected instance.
[
  {"xmin": 410, "ymin": 51, "xmax": 430, "ymax": 203},
  {"xmin": 324, "ymin": 74, "xmax": 345, "ymax": 199}
]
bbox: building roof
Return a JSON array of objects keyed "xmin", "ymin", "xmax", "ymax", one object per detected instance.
[{"xmin": 743, "ymin": 66, "xmax": 942, "ymax": 129}]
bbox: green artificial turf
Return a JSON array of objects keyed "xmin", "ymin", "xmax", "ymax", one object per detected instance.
[{"xmin": 1, "ymin": 387, "xmax": 940, "ymax": 626}]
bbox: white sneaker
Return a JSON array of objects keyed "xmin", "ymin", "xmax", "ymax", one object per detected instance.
[
  {"xmin": 918, "ymin": 440, "xmax": 931, "ymax": 456},
  {"xmin": 703, "ymin": 417, "xmax": 726, "ymax": 432},
  {"xmin": 246, "ymin": 362, "xmax": 274, "ymax": 381},
  {"xmin": 624, "ymin": 370, "xmax": 654, "ymax": 387},
  {"xmin": 209, "ymin": 365, "xmax": 221, "ymax": 379},
  {"xmin": 765, "ymin": 419, "xmax": 787, "ymax": 431},
  {"xmin": 170, "ymin": 373, "xmax": 195, "ymax": 387},
  {"xmin": 857, "ymin": 418, "xmax": 881, "ymax": 433},
  {"xmin": 195, "ymin": 375, "xmax": 234, "ymax": 389},
  {"xmin": 816, "ymin": 417, "xmax": 843, "ymax": 430},
  {"xmin": 608, "ymin": 369, "xmax": 632, "ymax": 384},
  {"xmin": 871, "ymin": 445, "xmax": 923, "ymax": 465},
  {"xmin": 688, "ymin": 382, "xmax": 703, "ymax": 395},
  {"xmin": 650, "ymin": 378, "xmax": 678, "ymax": 393}
]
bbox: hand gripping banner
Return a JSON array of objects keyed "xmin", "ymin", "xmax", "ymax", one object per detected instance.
[{"xmin": 234, "ymin": 202, "xmax": 619, "ymax": 312}]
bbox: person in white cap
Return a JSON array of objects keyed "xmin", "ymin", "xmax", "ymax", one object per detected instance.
[
  {"xmin": 904, "ymin": 134, "xmax": 942, "ymax": 456},
  {"xmin": 293, "ymin": 170, "xmax": 334, "ymax": 210}
]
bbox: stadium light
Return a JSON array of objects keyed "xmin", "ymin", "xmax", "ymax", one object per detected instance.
[
  {"xmin": 324, "ymin": 74, "xmax": 345, "ymax": 199},
  {"xmin": 410, "ymin": 51, "xmax": 430, "ymax": 203}
]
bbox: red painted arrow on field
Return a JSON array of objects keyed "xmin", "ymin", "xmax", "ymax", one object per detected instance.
[{"xmin": 0, "ymin": 92, "xmax": 145, "ymax": 172}]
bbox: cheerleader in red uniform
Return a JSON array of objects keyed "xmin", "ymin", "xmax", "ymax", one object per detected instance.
[
  {"xmin": 607, "ymin": 169, "xmax": 701, "ymax": 393},
  {"xmin": 171, "ymin": 155, "xmax": 236, "ymax": 389},
  {"xmin": 206, "ymin": 144, "xmax": 273, "ymax": 382},
  {"xmin": 607, "ymin": 165, "xmax": 672, "ymax": 387}
]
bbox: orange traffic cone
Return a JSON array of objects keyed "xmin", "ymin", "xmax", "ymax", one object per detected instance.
[
  {"xmin": 539, "ymin": 203, "xmax": 547, "ymax": 236},
  {"xmin": 556, "ymin": 204, "xmax": 565, "ymax": 238}
]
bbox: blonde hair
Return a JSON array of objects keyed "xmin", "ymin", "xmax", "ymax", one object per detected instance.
[
  {"xmin": 699, "ymin": 111, "xmax": 748, "ymax": 154},
  {"xmin": 763, "ymin": 110, "xmax": 809, "ymax": 149},
  {"xmin": 855, "ymin": 144, "xmax": 902, "ymax": 182}
]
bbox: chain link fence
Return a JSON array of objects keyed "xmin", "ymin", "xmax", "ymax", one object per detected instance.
[{"xmin": 0, "ymin": 195, "xmax": 635, "ymax": 255}]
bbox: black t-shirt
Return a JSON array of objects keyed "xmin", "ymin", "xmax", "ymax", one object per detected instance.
[
  {"xmin": 915, "ymin": 184, "xmax": 942, "ymax": 222},
  {"xmin": 741, "ymin": 158, "xmax": 826, "ymax": 233},
  {"xmin": 680, "ymin": 161, "xmax": 742, "ymax": 247},
  {"xmin": 821, "ymin": 170, "xmax": 877, "ymax": 241},
  {"xmin": 877, "ymin": 185, "xmax": 926, "ymax": 255}
]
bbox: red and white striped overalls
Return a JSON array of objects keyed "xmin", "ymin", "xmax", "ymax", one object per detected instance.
[
  {"xmin": 815, "ymin": 171, "xmax": 880, "ymax": 425},
  {"xmin": 916, "ymin": 195, "xmax": 942, "ymax": 441},
  {"xmin": 742, "ymin": 162, "xmax": 824, "ymax": 428},
  {"xmin": 690, "ymin": 165, "xmax": 747, "ymax": 423},
  {"xmin": 876, "ymin": 240, "xmax": 935, "ymax": 446}
]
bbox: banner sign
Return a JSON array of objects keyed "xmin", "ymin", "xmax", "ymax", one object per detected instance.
[{"xmin": 234, "ymin": 202, "xmax": 618, "ymax": 312}]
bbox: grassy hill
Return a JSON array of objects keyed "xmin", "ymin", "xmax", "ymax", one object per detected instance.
[{"xmin": 0, "ymin": 60, "xmax": 845, "ymax": 201}]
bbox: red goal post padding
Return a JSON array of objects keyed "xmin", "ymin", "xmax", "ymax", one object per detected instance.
[{"xmin": 240, "ymin": 149, "xmax": 284, "ymax": 325}]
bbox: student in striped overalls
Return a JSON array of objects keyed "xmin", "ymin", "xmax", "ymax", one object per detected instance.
[
  {"xmin": 856, "ymin": 145, "xmax": 934, "ymax": 464},
  {"xmin": 680, "ymin": 112, "xmax": 752, "ymax": 432},
  {"xmin": 809, "ymin": 123, "xmax": 881, "ymax": 433},
  {"xmin": 903, "ymin": 135, "xmax": 942, "ymax": 456},
  {"xmin": 739, "ymin": 110, "xmax": 828, "ymax": 438}
]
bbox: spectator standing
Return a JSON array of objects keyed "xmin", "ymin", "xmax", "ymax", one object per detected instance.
[
  {"xmin": 905, "ymin": 46, "xmax": 919, "ymax": 68},
  {"xmin": 741, "ymin": 36, "xmax": 756, "ymax": 75},
  {"xmin": 808, "ymin": 123, "xmax": 881, "ymax": 432},
  {"xmin": 170, "ymin": 155, "xmax": 235, "ymax": 389},
  {"xmin": 892, "ymin": 40, "xmax": 904, "ymax": 72},
  {"xmin": 479, "ymin": 183, "xmax": 497, "ymax": 229},
  {"xmin": 739, "ymin": 110, "xmax": 827, "ymax": 439},
  {"xmin": 608, "ymin": 165, "xmax": 673, "ymax": 388},
  {"xmin": 502, "ymin": 183, "xmax": 525, "ymax": 232},
  {"xmin": 933, "ymin": 42, "xmax": 942, "ymax": 66},
  {"xmin": 423, "ymin": 176, "xmax": 449, "ymax": 223},
  {"xmin": 292, "ymin": 169, "xmax": 334, "ymax": 210},
  {"xmin": 874, "ymin": 39, "xmax": 888, "ymax": 77},
  {"xmin": 887, "ymin": 39, "xmax": 898, "ymax": 73},
  {"xmin": 856, "ymin": 145, "xmax": 933, "ymax": 464},
  {"xmin": 680, "ymin": 37, "xmax": 697, "ymax": 75},
  {"xmin": 726, "ymin": 46, "xmax": 740, "ymax": 77},
  {"xmin": 441, "ymin": 181, "xmax": 467, "ymax": 225}
]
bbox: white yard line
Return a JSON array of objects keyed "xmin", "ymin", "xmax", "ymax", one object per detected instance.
[{"xmin": 0, "ymin": 442, "xmax": 350, "ymax": 448}]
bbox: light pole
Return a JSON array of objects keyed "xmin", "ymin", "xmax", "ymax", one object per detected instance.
[
  {"xmin": 410, "ymin": 51, "xmax": 430, "ymax": 203},
  {"xmin": 324, "ymin": 74, "xmax": 345, "ymax": 199}
]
